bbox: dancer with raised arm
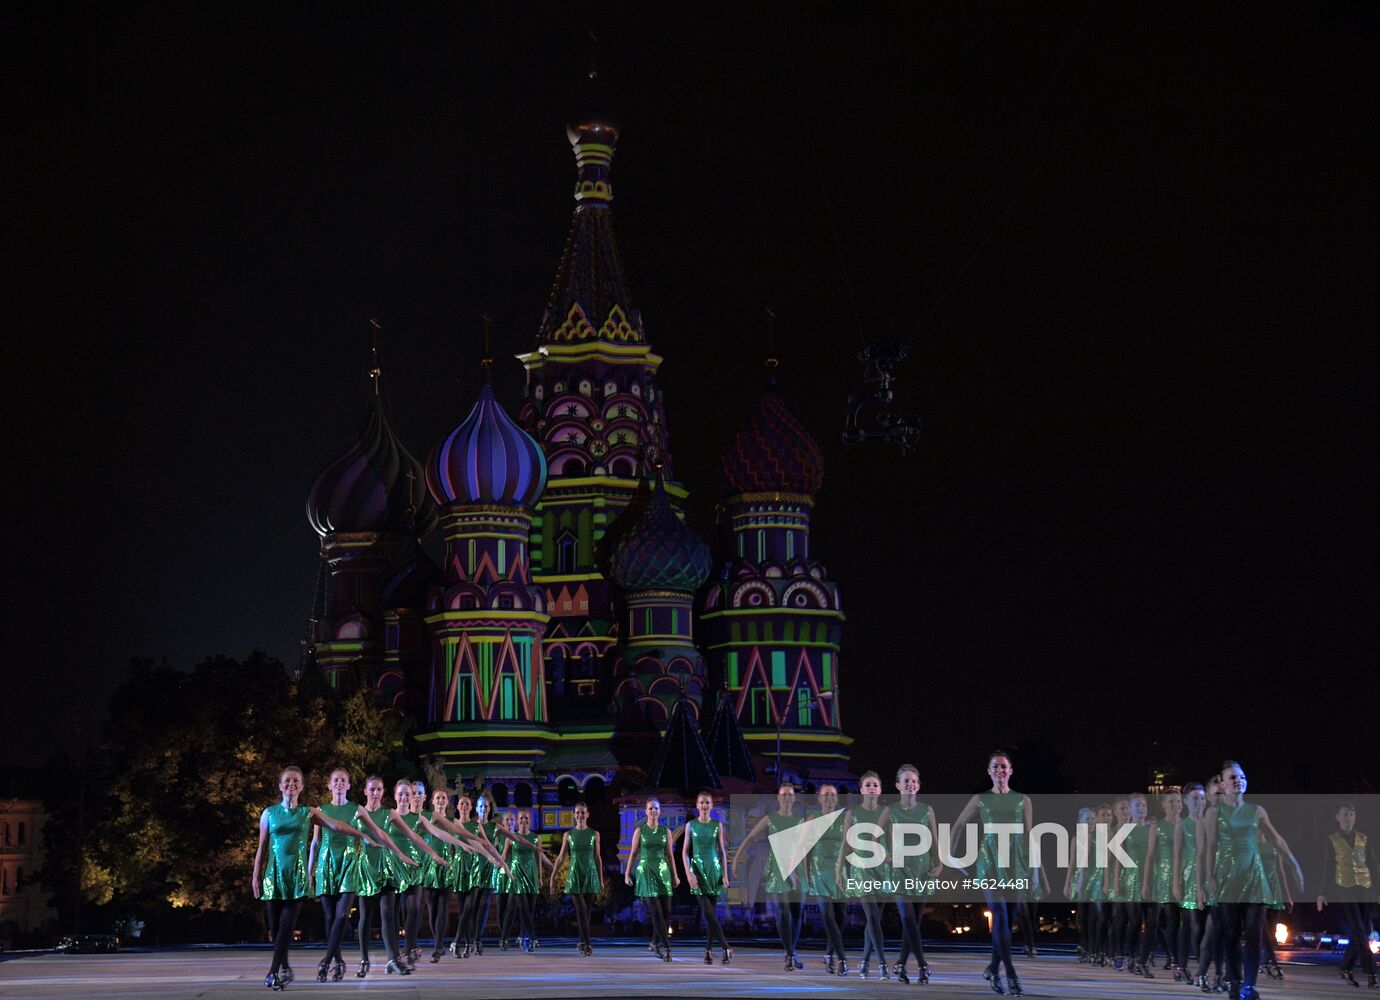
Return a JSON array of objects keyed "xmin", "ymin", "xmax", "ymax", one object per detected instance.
[
  {"xmin": 734, "ymin": 782, "xmax": 804, "ymax": 971},
  {"xmin": 625, "ymin": 797, "xmax": 679, "ymax": 961},
  {"xmin": 807, "ymin": 783, "xmax": 848, "ymax": 976},
  {"xmin": 551, "ymin": 801, "xmax": 604, "ymax": 956},
  {"xmin": 951, "ymin": 751, "xmax": 1035, "ymax": 996},
  {"xmin": 881, "ymin": 763, "xmax": 941, "ymax": 984},
  {"xmin": 681, "ymin": 790, "xmax": 732, "ymax": 966},
  {"xmin": 837, "ymin": 772, "xmax": 890, "ymax": 980},
  {"xmin": 1199, "ymin": 759, "xmax": 1304, "ymax": 1000},
  {"xmin": 307, "ymin": 767, "xmax": 364, "ymax": 983},
  {"xmin": 253, "ymin": 766, "xmax": 388, "ymax": 991}
]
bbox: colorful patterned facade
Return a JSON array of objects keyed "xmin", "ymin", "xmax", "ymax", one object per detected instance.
[
  {"xmin": 701, "ymin": 384, "xmax": 852, "ymax": 785},
  {"xmin": 304, "ymin": 101, "xmax": 852, "ymax": 848}
]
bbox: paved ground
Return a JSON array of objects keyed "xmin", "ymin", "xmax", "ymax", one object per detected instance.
[{"xmin": 0, "ymin": 945, "xmax": 1357, "ymax": 999}]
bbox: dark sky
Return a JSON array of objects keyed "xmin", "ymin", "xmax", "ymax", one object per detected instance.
[{"xmin": 4, "ymin": 4, "xmax": 1375, "ymax": 791}]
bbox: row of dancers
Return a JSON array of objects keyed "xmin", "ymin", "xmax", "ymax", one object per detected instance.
[{"xmin": 252, "ymin": 753, "xmax": 1376, "ymax": 998}]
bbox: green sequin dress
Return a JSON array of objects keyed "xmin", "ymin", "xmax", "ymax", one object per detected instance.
[
  {"xmin": 507, "ymin": 836, "xmax": 540, "ymax": 894},
  {"xmin": 1211, "ymin": 803, "xmax": 1268, "ymax": 904},
  {"xmin": 845, "ymin": 804, "xmax": 886, "ymax": 898},
  {"xmin": 976, "ymin": 792, "xmax": 1040, "ymax": 898},
  {"xmin": 1259, "ymin": 834, "xmax": 1286, "ymax": 910},
  {"xmin": 806, "ymin": 809, "xmax": 846, "ymax": 900},
  {"xmin": 343, "ymin": 806, "xmax": 391, "ymax": 896},
  {"xmin": 385, "ymin": 812, "xmax": 422, "ymax": 892},
  {"xmin": 419, "ymin": 811, "xmax": 453, "ymax": 891},
  {"xmin": 313, "ymin": 802, "xmax": 359, "ymax": 896},
  {"xmin": 1178, "ymin": 818, "xmax": 1201, "ymax": 909},
  {"xmin": 890, "ymin": 800, "xmax": 936, "ymax": 897},
  {"xmin": 449, "ymin": 820, "xmax": 479, "ymax": 892},
  {"xmin": 633, "ymin": 822, "xmax": 674, "ymax": 897},
  {"xmin": 1145, "ymin": 819, "xmax": 1177, "ymax": 904},
  {"xmin": 564, "ymin": 827, "xmax": 601, "ymax": 894},
  {"xmin": 260, "ymin": 803, "xmax": 312, "ymax": 900},
  {"xmin": 1111, "ymin": 824, "xmax": 1150, "ymax": 902},
  {"xmin": 491, "ymin": 830, "xmax": 513, "ymax": 893},
  {"xmin": 468, "ymin": 821, "xmax": 498, "ymax": 893},
  {"xmin": 761, "ymin": 811, "xmax": 801, "ymax": 895},
  {"xmin": 685, "ymin": 818, "xmax": 725, "ymax": 896}
]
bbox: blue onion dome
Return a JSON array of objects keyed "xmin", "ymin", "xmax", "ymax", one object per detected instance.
[
  {"xmin": 306, "ymin": 396, "xmax": 436, "ymax": 537},
  {"xmin": 427, "ymin": 383, "xmax": 548, "ymax": 508},
  {"xmin": 610, "ymin": 480, "xmax": 711, "ymax": 593},
  {"xmin": 721, "ymin": 389, "xmax": 824, "ymax": 497}
]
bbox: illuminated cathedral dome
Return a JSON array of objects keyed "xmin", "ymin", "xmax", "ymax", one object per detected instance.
[
  {"xmin": 721, "ymin": 388, "xmax": 825, "ymax": 497},
  {"xmin": 610, "ymin": 479, "xmax": 711, "ymax": 593},
  {"xmin": 427, "ymin": 383, "xmax": 548, "ymax": 508},
  {"xmin": 306, "ymin": 396, "xmax": 436, "ymax": 537}
]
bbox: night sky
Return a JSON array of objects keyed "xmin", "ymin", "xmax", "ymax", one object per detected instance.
[{"xmin": 4, "ymin": 4, "xmax": 1375, "ymax": 791}]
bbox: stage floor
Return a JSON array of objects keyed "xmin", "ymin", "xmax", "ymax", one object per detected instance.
[{"xmin": 0, "ymin": 945, "xmax": 1356, "ymax": 999}]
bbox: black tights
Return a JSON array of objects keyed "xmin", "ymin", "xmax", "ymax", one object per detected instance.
[
  {"xmin": 1195, "ymin": 906, "xmax": 1224, "ymax": 979},
  {"xmin": 985, "ymin": 892, "xmax": 1017, "ymax": 980},
  {"xmin": 1221, "ymin": 902, "xmax": 1265, "ymax": 988},
  {"xmin": 859, "ymin": 899, "xmax": 888, "ymax": 967},
  {"xmin": 1076, "ymin": 902, "xmax": 1091, "ymax": 955},
  {"xmin": 1140, "ymin": 903, "xmax": 1179, "ymax": 966},
  {"xmin": 768, "ymin": 893, "xmax": 802, "ymax": 957},
  {"xmin": 450, "ymin": 889, "xmax": 472, "ymax": 950},
  {"xmin": 1339, "ymin": 901, "xmax": 1377, "ymax": 975},
  {"xmin": 500, "ymin": 892, "xmax": 534, "ymax": 943},
  {"xmin": 265, "ymin": 898, "xmax": 303, "ymax": 976},
  {"xmin": 461, "ymin": 887, "xmax": 492, "ymax": 947},
  {"xmin": 424, "ymin": 888, "xmax": 450, "ymax": 950},
  {"xmin": 570, "ymin": 892, "xmax": 595, "ymax": 947},
  {"xmin": 1113, "ymin": 901, "xmax": 1145, "ymax": 959},
  {"xmin": 819, "ymin": 899, "xmax": 847, "ymax": 962},
  {"xmin": 643, "ymin": 894, "xmax": 671, "ymax": 949},
  {"xmin": 358, "ymin": 889, "xmax": 401, "ymax": 964},
  {"xmin": 318, "ymin": 892, "xmax": 354, "ymax": 966},
  {"xmin": 1016, "ymin": 901, "xmax": 1037, "ymax": 954},
  {"xmin": 895, "ymin": 898, "xmax": 926, "ymax": 970},
  {"xmin": 695, "ymin": 894, "xmax": 729, "ymax": 951},
  {"xmin": 1086, "ymin": 901, "xmax": 1107, "ymax": 958},
  {"xmin": 399, "ymin": 886, "xmax": 420, "ymax": 958},
  {"xmin": 1177, "ymin": 907, "xmax": 1203, "ymax": 971}
]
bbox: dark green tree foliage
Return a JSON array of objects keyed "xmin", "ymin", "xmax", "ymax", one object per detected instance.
[{"xmin": 61, "ymin": 652, "xmax": 412, "ymax": 923}]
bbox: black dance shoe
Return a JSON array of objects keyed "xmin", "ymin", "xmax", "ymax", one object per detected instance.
[
  {"xmin": 825, "ymin": 954, "xmax": 835, "ymax": 975},
  {"xmin": 879, "ymin": 959, "xmax": 892, "ymax": 980},
  {"xmin": 354, "ymin": 959, "xmax": 369, "ymax": 979},
  {"xmin": 430, "ymin": 947, "xmax": 442, "ymax": 963},
  {"xmin": 499, "ymin": 937, "xmax": 509, "ymax": 951},
  {"xmin": 316, "ymin": 957, "xmax": 330, "ymax": 982},
  {"xmin": 860, "ymin": 961, "xmax": 871, "ymax": 979},
  {"xmin": 1342, "ymin": 969, "xmax": 1361, "ymax": 987},
  {"xmin": 1009, "ymin": 975, "xmax": 1024, "ymax": 996},
  {"xmin": 722, "ymin": 946, "xmax": 732, "ymax": 965},
  {"xmin": 793, "ymin": 954, "xmax": 803, "ymax": 970},
  {"xmin": 663, "ymin": 946, "xmax": 673, "ymax": 963},
  {"xmin": 895, "ymin": 962, "xmax": 911, "ymax": 984},
  {"xmin": 279, "ymin": 966, "xmax": 294, "ymax": 985},
  {"xmin": 330, "ymin": 959, "xmax": 345, "ymax": 982},
  {"xmin": 475, "ymin": 940, "xmax": 484, "ymax": 955},
  {"xmin": 990, "ymin": 972, "xmax": 1007, "ymax": 995},
  {"xmin": 1237, "ymin": 987, "xmax": 1259, "ymax": 1000},
  {"xmin": 982, "ymin": 963, "xmax": 995, "ymax": 981},
  {"xmin": 838, "ymin": 958, "xmax": 849, "ymax": 977},
  {"xmin": 783, "ymin": 954, "xmax": 794, "ymax": 971},
  {"xmin": 918, "ymin": 963, "xmax": 930, "ymax": 984},
  {"xmin": 386, "ymin": 958, "xmax": 412, "ymax": 976}
]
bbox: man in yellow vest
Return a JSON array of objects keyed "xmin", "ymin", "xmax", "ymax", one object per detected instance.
[{"xmin": 1316, "ymin": 802, "xmax": 1377, "ymax": 988}]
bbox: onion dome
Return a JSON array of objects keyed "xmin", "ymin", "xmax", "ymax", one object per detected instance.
[
  {"xmin": 610, "ymin": 480, "xmax": 711, "ymax": 593},
  {"xmin": 721, "ymin": 389, "xmax": 825, "ymax": 497},
  {"xmin": 306, "ymin": 397, "xmax": 436, "ymax": 537},
  {"xmin": 427, "ymin": 384, "xmax": 548, "ymax": 508}
]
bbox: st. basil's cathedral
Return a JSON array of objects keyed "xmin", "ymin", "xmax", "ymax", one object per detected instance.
[{"xmin": 303, "ymin": 94, "xmax": 853, "ymax": 850}]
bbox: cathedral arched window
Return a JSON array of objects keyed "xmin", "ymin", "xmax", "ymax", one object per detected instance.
[{"xmin": 557, "ymin": 532, "xmax": 578, "ymax": 574}]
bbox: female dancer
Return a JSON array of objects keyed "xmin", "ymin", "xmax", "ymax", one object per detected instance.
[
  {"xmin": 446, "ymin": 792, "xmax": 479, "ymax": 957},
  {"xmin": 455, "ymin": 791, "xmax": 504, "ymax": 957},
  {"xmin": 345, "ymin": 775, "xmax": 451, "ymax": 978},
  {"xmin": 735, "ymin": 782, "xmax": 804, "ymax": 972},
  {"xmin": 1172, "ymin": 782, "xmax": 1206, "ymax": 983},
  {"xmin": 1080, "ymin": 804, "xmax": 1114, "ymax": 966},
  {"xmin": 1110, "ymin": 792, "xmax": 1152, "ymax": 974},
  {"xmin": 490, "ymin": 813, "xmax": 515, "ymax": 948},
  {"xmin": 397, "ymin": 780, "xmax": 428, "ymax": 966},
  {"xmin": 1065, "ymin": 806, "xmax": 1094, "ymax": 962},
  {"xmin": 1139, "ymin": 788, "xmax": 1183, "ymax": 977},
  {"xmin": 551, "ymin": 801, "xmax": 604, "ymax": 956},
  {"xmin": 497, "ymin": 811, "xmax": 553, "ymax": 951},
  {"xmin": 807, "ymin": 783, "xmax": 848, "ymax": 976},
  {"xmin": 951, "ymin": 750, "xmax": 1035, "ymax": 996},
  {"xmin": 1200, "ymin": 759, "xmax": 1303, "ymax": 1000},
  {"xmin": 252, "ymin": 766, "xmax": 386, "ymax": 991},
  {"xmin": 681, "ymin": 790, "xmax": 732, "ymax": 966},
  {"xmin": 308, "ymin": 767, "xmax": 357, "ymax": 983},
  {"xmin": 836, "ymin": 771, "xmax": 890, "ymax": 979},
  {"xmin": 624, "ymin": 797, "xmax": 679, "ymax": 961},
  {"xmin": 881, "ymin": 763, "xmax": 941, "ymax": 984},
  {"xmin": 421, "ymin": 787, "xmax": 463, "ymax": 962}
]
